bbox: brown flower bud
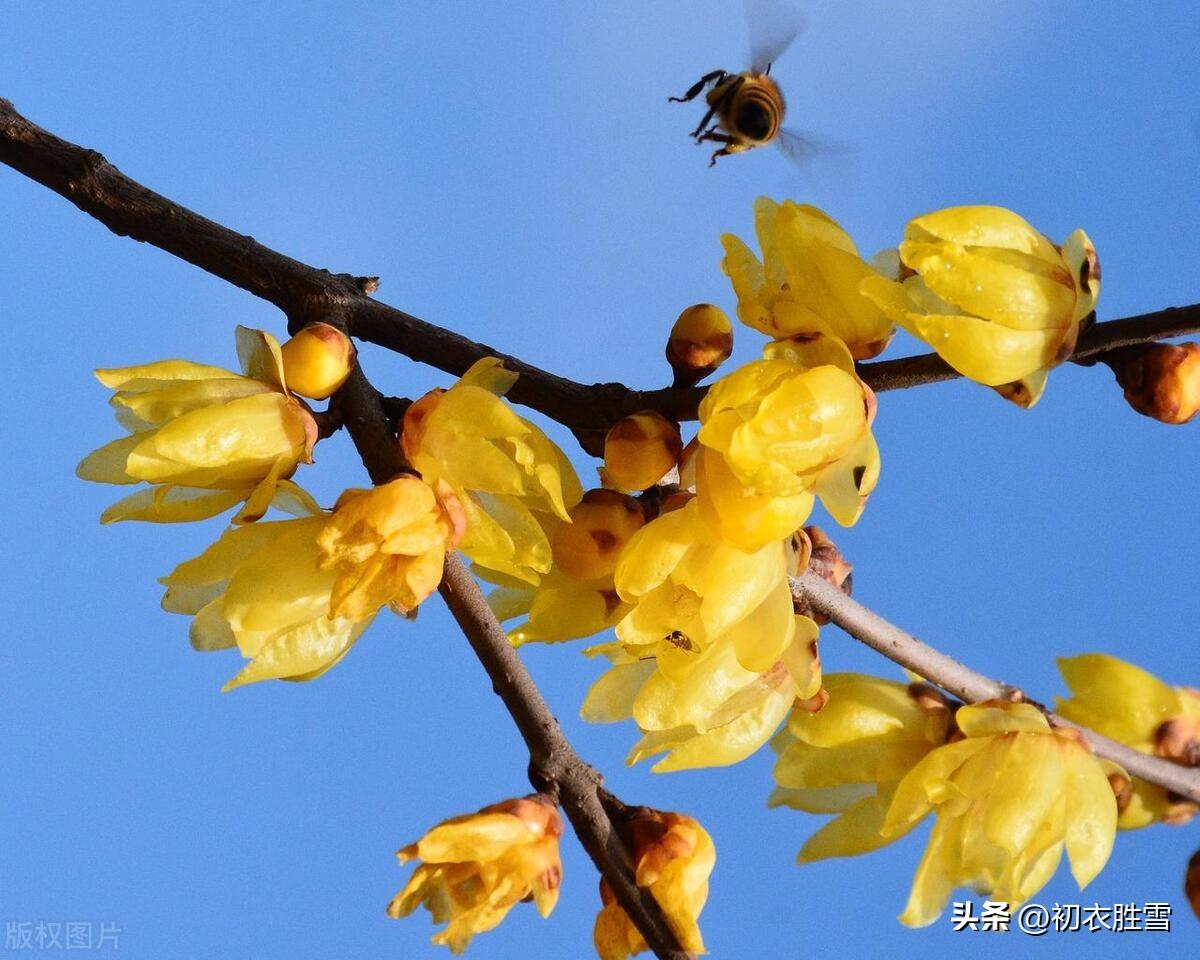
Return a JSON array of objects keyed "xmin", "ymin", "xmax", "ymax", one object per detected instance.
[
  {"xmin": 551, "ymin": 489, "xmax": 645, "ymax": 582},
  {"xmin": 1154, "ymin": 715, "xmax": 1200, "ymax": 767},
  {"xmin": 601, "ymin": 411, "xmax": 683, "ymax": 492},
  {"xmin": 666, "ymin": 304, "xmax": 733, "ymax": 388},
  {"xmin": 280, "ymin": 321, "xmax": 357, "ymax": 400},
  {"xmin": 792, "ymin": 526, "xmax": 853, "ymax": 625},
  {"xmin": 1106, "ymin": 771, "xmax": 1134, "ymax": 815},
  {"xmin": 1107, "ymin": 341, "xmax": 1200, "ymax": 424}
]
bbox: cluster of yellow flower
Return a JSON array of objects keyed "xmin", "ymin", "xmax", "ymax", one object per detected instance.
[
  {"xmin": 80, "ymin": 327, "xmax": 580, "ymax": 690},
  {"xmin": 771, "ymin": 656, "xmax": 1199, "ymax": 926},
  {"xmin": 79, "ymin": 198, "xmax": 1198, "ymax": 954}
]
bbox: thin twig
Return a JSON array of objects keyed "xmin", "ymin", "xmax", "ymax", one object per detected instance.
[{"xmin": 793, "ymin": 572, "xmax": 1200, "ymax": 805}]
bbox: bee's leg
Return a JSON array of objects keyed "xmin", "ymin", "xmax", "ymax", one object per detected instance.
[
  {"xmin": 696, "ymin": 131, "xmax": 738, "ymax": 167},
  {"xmin": 669, "ymin": 70, "xmax": 726, "ymax": 104},
  {"xmin": 689, "ymin": 107, "xmax": 719, "ymax": 140}
]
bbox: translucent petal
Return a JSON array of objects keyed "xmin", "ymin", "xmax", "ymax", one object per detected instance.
[
  {"xmin": 221, "ymin": 614, "xmax": 370, "ymax": 690},
  {"xmin": 95, "ymin": 360, "xmax": 239, "ymax": 389},
  {"xmin": 1056, "ymin": 654, "xmax": 1179, "ymax": 745},
  {"xmin": 1063, "ymin": 744, "xmax": 1117, "ymax": 888},
  {"xmin": 235, "ymin": 325, "xmax": 287, "ymax": 391},
  {"xmin": 160, "ymin": 521, "xmax": 284, "ymax": 613},
  {"xmin": 882, "ymin": 739, "xmax": 992, "ymax": 837},
  {"xmin": 101, "ymin": 484, "xmax": 248, "ymax": 525},
  {"xmin": 647, "ymin": 689, "xmax": 794, "ymax": 772},
  {"xmin": 128, "ymin": 392, "xmax": 306, "ymax": 481},
  {"xmin": 797, "ymin": 791, "xmax": 898, "ymax": 863},
  {"xmin": 189, "ymin": 597, "xmax": 238, "ymax": 651},
  {"xmin": 775, "ymin": 735, "xmax": 933, "ymax": 790},
  {"xmin": 955, "ymin": 702, "xmax": 1049, "ymax": 737},
  {"xmin": 613, "ymin": 505, "xmax": 695, "ymax": 600},
  {"xmin": 581, "ymin": 660, "xmax": 656, "ymax": 723},
  {"xmin": 767, "ymin": 782, "xmax": 874, "ymax": 813},
  {"xmin": 76, "ymin": 432, "xmax": 149, "ymax": 484}
]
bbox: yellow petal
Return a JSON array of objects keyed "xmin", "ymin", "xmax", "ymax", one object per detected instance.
[
  {"xmin": 899, "ymin": 241, "xmax": 1076, "ymax": 331},
  {"xmin": 882, "ymin": 739, "xmax": 991, "ymax": 837},
  {"xmin": 235, "ymin": 325, "xmax": 287, "ymax": 391},
  {"xmin": 94, "ymin": 359, "xmax": 239, "ymax": 389},
  {"xmin": 101, "ymin": 484, "xmax": 249, "ymax": 525},
  {"xmin": 644, "ymin": 687, "xmax": 793, "ymax": 771},
  {"xmin": 111, "ymin": 376, "xmax": 270, "ymax": 428},
  {"xmin": 797, "ymin": 791, "xmax": 897, "ymax": 863},
  {"xmin": 416, "ymin": 813, "xmax": 534, "ymax": 863},
  {"xmin": 906, "ymin": 206, "xmax": 1054, "ymax": 258},
  {"xmin": 77, "ymin": 432, "xmax": 148, "ymax": 484},
  {"xmin": 955, "ymin": 702, "xmax": 1049, "ymax": 738},
  {"xmin": 581, "ymin": 660, "xmax": 656, "ymax": 723},
  {"xmin": 767, "ymin": 782, "xmax": 874, "ymax": 814},
  {"xmin": 1062, "ymin": 743, "xmax": 1117, "ymax": 888},
  {"xmin": 1056, "ymin": 653, "xmax": 1179, "ymax": 745},
  {"xmin": 188, "ymin": 597, "xmax": 238, "ymax": 651},
  {"xmin": 221, "ymin": 614, "xmax": 370, "ymax": 690}
]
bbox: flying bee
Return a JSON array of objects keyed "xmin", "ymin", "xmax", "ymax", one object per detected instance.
[{"xmin": 670, "ymin": 0, "xmax": 820, "ymax": 167}]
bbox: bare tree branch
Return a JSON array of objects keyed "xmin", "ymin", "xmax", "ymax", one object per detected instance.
[
  {"xmin": 793, "ymin": 572, "xmax": 1200, "ymax": 805},
  {"xmin": 3, "ymin": 97, "xmax": 1198, "ymax": 456}
]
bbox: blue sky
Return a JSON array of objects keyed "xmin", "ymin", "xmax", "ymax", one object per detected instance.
[{"xmin": 2, "ymin": 1, "xmax": 1199, "ymax": 957}]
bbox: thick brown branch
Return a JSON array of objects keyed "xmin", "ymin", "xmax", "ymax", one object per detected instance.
[
  {"xmin": 4, "ymin": 97, "xmax": 1197, "ymax": 451},
  {"xmin": 793, "ymin": 572, "xmax": 1200, "ymax": 805}
]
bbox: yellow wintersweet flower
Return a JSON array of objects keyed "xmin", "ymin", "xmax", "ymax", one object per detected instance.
[
  {"xmin": 160, "ymin": 475, "xmax": 459, "ymax": 690},
  {"xmin": 697, "ymin": 333, "xmax": 879, "ymax": 534},
  {"xmin": 388, "ymin": 795, "xmax": 563, "ymax": 954},
  {"xmin": 160, "ymin": 512, "xmax": 375, "ymax": 691},
  {"xmin": 594, "ymin": 809, "xmax": 714, "ymax": 960},
  {"xmin": 77, "ymin": 326, "xmax": 320, "ymax": 524},
  {"xmin": 1056, "ymin": 653, "xmax": 1200, "ymax": 827},
  {"xmin": 881, "ymin": 700, "xmax": 1118, "ymax": 927},
  {"xmin": 403, "ymin": 357, "xmax": 582, "ymax": 585},
  {"xmin": 614, "ymin": 499, "xmax": 797, "ymax": 676},
  {"xmin": 583, "ymin": 615, "xmax": 821, "ymax": 772},
  {"xmin": 722, "ymin": 198, "xmax": 894, "ymax": 360},
  {"xmin": 488, "ymin": 490, "xmax": 644, "ymax": 645},
  {"xmin": 770, "ymin": 674, "xmax": 955, "ymax": 864},
  {"xmin": 860, "ymin": 206, "xmax": 1101, "ymax": 407},
  {"xmin": 578, "ymin": 500, "xmax": 818, "ymax": 770},
  {"xmin": 317, "ymin": 475, "xmax": 466, "ymax": 621}
]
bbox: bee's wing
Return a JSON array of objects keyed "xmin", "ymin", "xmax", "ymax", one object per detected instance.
[
  {"xmin": 775, "ymin": 127, "xmax": 854, "ymax": 168},
  {"xmin": 745, "ymin": 0, "xmax": 804, "ymax": 74}
]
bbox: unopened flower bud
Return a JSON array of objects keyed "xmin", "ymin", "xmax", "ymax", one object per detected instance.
[
  {"xmin": 281, "ymin": 321, "xmax": 357, "ymax": 399},
  {"xmin": 601, "ymin": 411, "xmax": 682, "ymax": 492},
  {"xmin": 552, "ymin": 489, "xmax": 644, "ymax": 582},
  {"xmin": 791, "ymin": 526, "xmax": 853, "ymax": 625},
  {"xmin": 1154, "ymin": 715, "xmax": 1200, "ymax": 767},
  {"xmin": 1107, "ymin": 341, "xmax": 1200, "ymax": 424},
  {"xmin": 666, "ymin": 303, "xmax": 733, "ymax": 387},
  {"xmin": 1187, "ymin": 848, "xmax": 1200, "ymax": 921},
  {"xmin": 1106, "ymin": 771, "xmax": 1134, "ymax": 815}
]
